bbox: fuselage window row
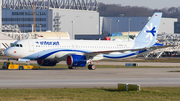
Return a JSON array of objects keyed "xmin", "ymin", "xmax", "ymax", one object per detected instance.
[{"xmin": 36, "ymin": 45, "xmax": 130, "ymax": 50}]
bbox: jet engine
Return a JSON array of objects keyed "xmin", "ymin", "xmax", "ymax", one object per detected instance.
[
  {"xmin": 37, "ymin": 60, "xmax": 57, "ymax": 66},
  {"xmin": 66, "ymin": 54, "xmax": 87, "ymax": 67}
]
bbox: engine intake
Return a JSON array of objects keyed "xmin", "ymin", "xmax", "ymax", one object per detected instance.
[
  {"xmin": 66, "ymin": 54, "xmax": 87, "ymax": 67},
  {"xmin": 37, "ymin": 60, "xmax": 57, "ymax": 66}
]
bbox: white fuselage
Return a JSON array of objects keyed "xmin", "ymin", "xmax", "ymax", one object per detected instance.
[
  {"xmin": 3, "ymin": 12, "xmax": 163, "ymax": 69},
  {"xmin": 5, "ymin": 39, "xmax": 136, "ymax": 61}
]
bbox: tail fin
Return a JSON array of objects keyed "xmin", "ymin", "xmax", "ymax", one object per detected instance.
[{"xmin": 134, "ymin": 12, "xmax": 162, "ymax": 48}]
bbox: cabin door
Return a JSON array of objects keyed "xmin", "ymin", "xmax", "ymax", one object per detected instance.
[{"xmin": 28, "ymin": 41, "xmax": 34, "ymax": 52}]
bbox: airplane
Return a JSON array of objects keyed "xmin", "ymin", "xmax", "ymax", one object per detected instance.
[{"xmin": 4, "ymin": 12, "xmax": 175, "ymax": 70}]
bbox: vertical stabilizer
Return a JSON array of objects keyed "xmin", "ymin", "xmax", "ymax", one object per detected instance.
[{"xmin": 134, "ymin": 13, "xmax": 162, "ymax": 48}]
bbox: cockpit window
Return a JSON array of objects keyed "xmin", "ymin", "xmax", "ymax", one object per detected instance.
[
  {"xmin": 11, "ymin": 44, "xmax": 23, "ymax": 47},
  {"xmin": 16, "ymin": 44, "xmax": 19, "ymax": 47},
  {"xmin": 11, "ymin": 44, "xmax": 16, "ymax": 47}
]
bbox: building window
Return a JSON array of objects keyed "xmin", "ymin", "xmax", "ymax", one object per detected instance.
[
  {"xmin": 2, "ymin": 18, "xmax": 46, "ymax": 21},
  {"xmin": 12, "ymin": 12, "xmax": 46, "ymax": 15}
]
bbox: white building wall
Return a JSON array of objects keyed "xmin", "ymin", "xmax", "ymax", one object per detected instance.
[
  {"xmin": 50, "ymin": 9, "xmax": 99, "ymax": 39},
  {"xmin": 99, "ymin": 17, "xmax": 104, "ymax": 35},
  {"xmin": 158, "ymin": 18, "xmax": 178, "ymax": 34},
  {"xmin": 2, "ymin": 8, "xmax": 99, "ymax": 39}
]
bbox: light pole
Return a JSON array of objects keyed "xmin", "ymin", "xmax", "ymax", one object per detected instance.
[
  {"xmin": 40, "ymin": 25, "xmax": 42, "ymax": 32},
  {"xmin": 117, "ymin": 20, "xmax": 120, "ymax": 33},
  {"xmin": 71, "ymin": 21, "xmax": 75, "ymax": 40},
  {"xmin": 128, "ymin": 18, "xmax": 131, "ymax": 41},
  {"xmin": 32, "ymin": 24, "xmax": 34, "ymax": 35},
  {"xmin": 109, "ymin": 19, "xmax": 112, "ymax": 35}
]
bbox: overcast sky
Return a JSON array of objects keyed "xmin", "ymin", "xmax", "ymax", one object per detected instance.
[{"xmin": 98, "ymin": 0, "xmax": 180, "ymax": 9}]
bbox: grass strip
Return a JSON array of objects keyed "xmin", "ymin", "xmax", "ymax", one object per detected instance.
[{"xmin": 0, "ymin": 87, "xmax": 180, "ymax": 101}]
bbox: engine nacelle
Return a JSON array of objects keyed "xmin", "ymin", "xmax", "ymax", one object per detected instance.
[
  {"xmin": 37, "ymin": 60, "xmax": 57, "ymax": 66},
  {"xmin": 66, "ymin": 54, "xmax": 87, "ymax": 67}
]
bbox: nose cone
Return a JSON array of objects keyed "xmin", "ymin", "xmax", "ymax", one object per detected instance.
[
  {"xmin": 4, "ymin": 48, "xmax": 8, "ymax": 56},
  {"xmin": 4, "ymin": 48, "xmax": 11, "ymax": 56}
]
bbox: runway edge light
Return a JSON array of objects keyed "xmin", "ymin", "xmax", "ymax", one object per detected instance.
[
  {"xmin": 118, "ymin": 83, "xmax": 140, "ymax": 91},
  {"xmin": 128, "ymin": 84, "xmax": 140, "ymax": 91},
  {"xmin": 125, "ymin": 63, "xmax": 139, "ymax": 66},
  {"xmin": 118, "ymin": 83, "xmax": 128, "ymax": 91}
]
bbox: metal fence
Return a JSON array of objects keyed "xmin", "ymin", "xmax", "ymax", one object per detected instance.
[{"xmin": 2, "ymin": 0, "xmax": 98, "ymax": 11}]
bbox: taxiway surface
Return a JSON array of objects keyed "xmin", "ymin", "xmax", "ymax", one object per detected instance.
[
  {"xmin": 1, "ymin": 60, "xmax": 180, "ymax": 66},
  {"xmin": 0, "ymin": 68, "xmax": 180, "ymax": 89}
]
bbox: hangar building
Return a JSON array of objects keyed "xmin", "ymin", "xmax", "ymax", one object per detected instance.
[
  {"xmin": 100, "ymin": 17, "xmax": 178, "ymax": 35},
  {"xmin": 1, "ymin": 0, "xmax": 178, "ymax": 39},
  {"xmin": 2, "ymin": 0, "xmax": 99, "ymax": 39}
]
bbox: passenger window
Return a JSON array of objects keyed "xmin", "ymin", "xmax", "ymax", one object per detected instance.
[{"xmin": 20, "ymin": 44, "xmax": 23, "ymax": 47}]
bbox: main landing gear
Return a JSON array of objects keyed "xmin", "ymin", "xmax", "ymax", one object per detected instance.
[
  {"xmin": 68, "ymin": 66, "xmax": 76, "ymax": 69},
  {"xmin": 88, "ymin": 64, "xmax": 96, "ymax": 70},
  {"xmin": 88, "ymin": 60, "xmax": 96, "ymax": 70},
  {"xmin": 68, "ymin": 64, "xmax": 96, "ymax": 70},
  {"xmin": 67, "ymin": 60, "xmax": 96, "ymax": 70}
]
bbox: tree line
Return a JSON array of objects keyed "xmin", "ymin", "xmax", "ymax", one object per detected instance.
[{"xmin": 98, "ymin": 3, "xmax": 180, "ymax": 21}]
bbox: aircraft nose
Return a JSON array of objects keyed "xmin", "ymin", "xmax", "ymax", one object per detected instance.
[
  {"xmin": 4, "ymin": 49, "xmax": 8, "ymax": 56},
  {"xmin": 4, "ymin": 48, "xmax": 11, "ymax": 56}
]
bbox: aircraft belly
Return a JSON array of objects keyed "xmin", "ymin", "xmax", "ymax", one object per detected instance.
[
  {"xmin": 103, "ymin": 55, "xmax": 137, "ymax": 60},
  {"xmin": 92, "ymin": 54, "xmax": 104, "ymax": 61},
  {"xmin": 55, "ymin": 51, "xmax": 84, "ymax": 60},
  {"xmin": 44, "ymin": 54, "xmax": 56, "ymax": 59}
]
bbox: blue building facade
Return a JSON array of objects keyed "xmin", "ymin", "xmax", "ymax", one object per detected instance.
[{"xmin": 2, "ymin": 9, "xmax": 48, "ymax": 32}]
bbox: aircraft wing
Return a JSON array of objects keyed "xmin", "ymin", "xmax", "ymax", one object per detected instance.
[
  {"xmin": 148, "ymin": 45, "xmax": 177, "ymax": 50},
  {"xmin": 84, "ymin": 48, "xmax": 146, "ymax": 57},
  {"xmin": 90, "ymin": 48, "xmax": 145, "ymax": 54},
  {"xmin": 85, "ymin": 45, "xmax": 177, "ymax": 55}
]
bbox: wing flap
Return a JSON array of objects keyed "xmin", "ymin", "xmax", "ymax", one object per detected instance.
[{"xmin": 149, "ymin": 45, "xmax": 177, "ymax": 50}]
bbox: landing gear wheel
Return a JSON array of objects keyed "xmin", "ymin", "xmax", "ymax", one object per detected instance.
[
  {"xmin": 88, "ymin": 64, "xmax": 96, "ymax": 70},
  {"xmin": 68, "ymin": 67, "xmax": 76, "ymax": 69},
  {"xmin": 19, "ymin": 66, "xmax": 24, "ymax": 70}
]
